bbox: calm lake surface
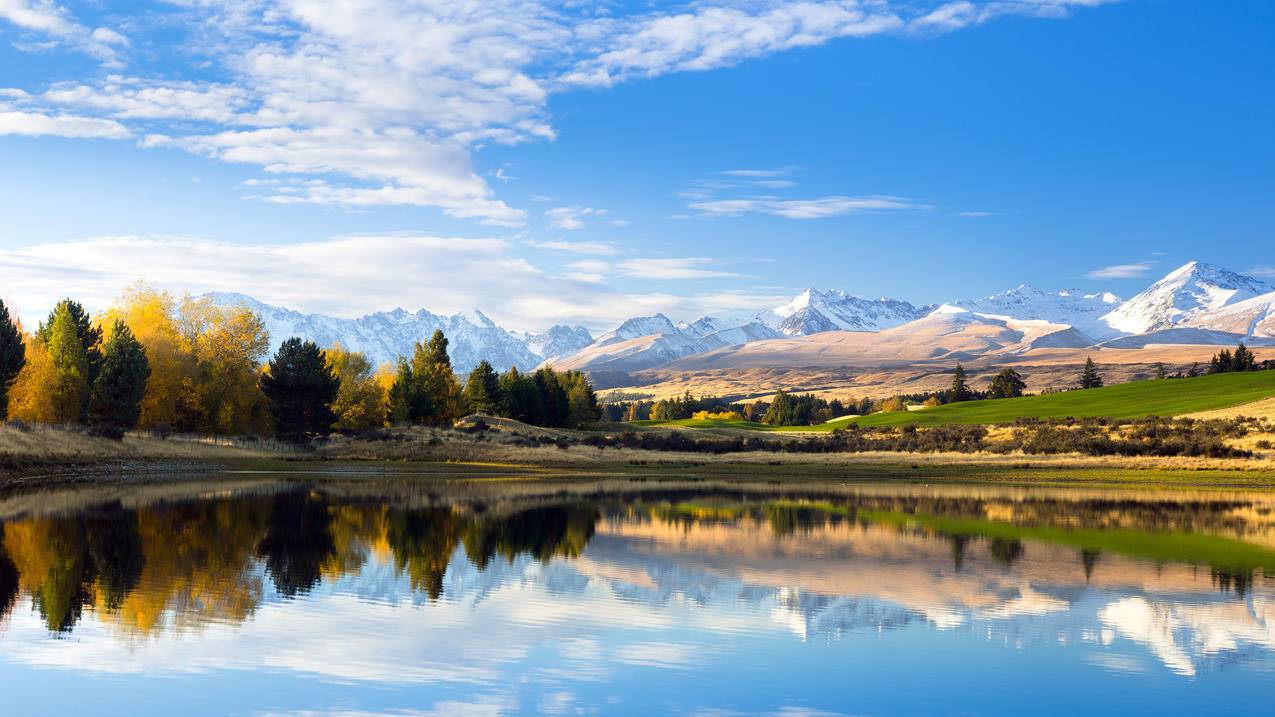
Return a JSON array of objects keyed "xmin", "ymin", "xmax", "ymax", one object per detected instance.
[{"xmin": 1, "ymin": 475, "xmax": 1273, "ymax": 716}]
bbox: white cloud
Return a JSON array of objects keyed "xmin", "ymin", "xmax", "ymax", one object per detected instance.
[
  {"xmin": 0, "ymin": 0, "xmax": 127, "ymax": 63},
  {"xmin": 0, "ymin": 0, "xmax": 76, "ymax": 35},
  {"xmin": 0, "ymin": 1, "xmax": 1120, "ymax": 224},
  {"xmin": 688, "ymin": 195, "xmax": 916, "ymax": 219},
  {"xmin": 560, "ymin": 3, "xmax": 906, "ymax": 87},
  {"xmin": 1246, "ymin": 265, "xmax": 1275, "ymax": 278},
  {"xmin": 545, "ymin": 206, "xmax": 607, "ymax": 231},
  {"xmin": 0, "ymin": 235, "xmax": 762, "ymax": 331},
  {"xmin": 0, "ymin": 109, "xmax": 130, "ymax": 138},
  {"xmin": 1085, "ymin": 261, "xmax": 1155, "ymax": 280},
  {"xmin": 528, "ymin": 240, "xmax": 621, "ymax": 256},
  {"xmin": 615, "ymin": 258, "xmax": 741, "ymax": 280}
]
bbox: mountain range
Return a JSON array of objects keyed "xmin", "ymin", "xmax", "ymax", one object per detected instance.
[{"xmin": 205, "ymin": 261, "xmax": 1275, "ymax": 375}]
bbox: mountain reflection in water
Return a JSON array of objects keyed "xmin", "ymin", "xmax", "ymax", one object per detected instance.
[{"xmin": 0, "ymin": 478, "xmax": 1273, "ymax": 716}]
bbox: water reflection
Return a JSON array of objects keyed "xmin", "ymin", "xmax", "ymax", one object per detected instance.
[{"xmin": 0, "ymin": 479, "xmax": 1273, "ymax": 714}]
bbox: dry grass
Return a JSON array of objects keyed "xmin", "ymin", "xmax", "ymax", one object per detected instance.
[
  {"xmin": 0, "ymin": 422, "xmax": 284, "ymax": 464},
  {"xmin": 1184, "ymin": 397, "xmax": 1275, "ymax": 422}
]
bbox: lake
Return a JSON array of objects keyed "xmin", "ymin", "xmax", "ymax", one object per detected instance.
[{"xmin": 0, "ymin": 474, "xmax": 1272, "ymax": 715}]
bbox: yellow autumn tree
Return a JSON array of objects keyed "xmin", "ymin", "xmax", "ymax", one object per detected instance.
[
  {"xmin": 99, "ymin": 283, "xmax": 193, "ymax": 430},
  {"xmin": 323, "ymin": 344, "xmax": 386, "ymax": 431},
  {"xmin": 179, "ymin": 297, "xmax": 271, "ymax": 435},
  {"xmin": 7, "ymin": 336, "xmax": 57, "ymax": 423}
]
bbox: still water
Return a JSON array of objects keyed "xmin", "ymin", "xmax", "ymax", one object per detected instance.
[{"xmin": 0, "ymin": 475, "xmax": 1273, "ymax": 716}]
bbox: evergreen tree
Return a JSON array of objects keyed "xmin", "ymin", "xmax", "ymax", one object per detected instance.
[
  {"xmin": 949, "ymin": 363, "xmax": 971, "ymax": 402},
  {"xmin": 1234, "ymin": 343, "xmax": 1255, "ymax": 371},
  {"xmin": 1210, "ymin": 349, "xmax": 1233, "ymax": 374},
  {"xmin": 88, "ymin": 321, "xmax": 151, "ymax": 436},
  {"xmin": 46, "ymin": 304, "xmax": 90, "ymax": 423},
  {"xmin": 498, "ymin": 367, "xmax": 542, "ymax": 424},
  {"xmin": 1154, "ymin": 363, "xmax": 1167, "ymax": 379},
  {"xmin": 561, "ymin": 371, "xmax": 600, "ymax": 426},
  {"xmin": 0, "ymin": 299, "xmax": 24, "ymax": 420},
  {"xmin": 462, "ymin": 360, "xmax": 502, "ymax": 415},
  {"xmin": 988, "ymin": 368, "xmax": 1026, "ymax": 399},
  {"xmin": 37, "ymin": 299, "xmax": 103, "ymax": 398},
  {"xmin": 1079, "ymin": 356, "xmax": 1104, "ymax": 389},
  {"xmin": 534, "ymin": 367, "xmax": 569, "ymax": 427},
  {"xmin": 260, "ymin": 338, "xmax": 340, "ymax": 440},
  {"xmin": 409, "ymin": 330, "xmax": 462, "ymax": 426},
  {"xmin": 386, "ymin": 360, "xmax": 418, "ymax": 425}
]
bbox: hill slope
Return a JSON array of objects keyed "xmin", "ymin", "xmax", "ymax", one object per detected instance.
[{"xmin": 852, "ymin": 371, "xmax": 1275, "ymax": 427}]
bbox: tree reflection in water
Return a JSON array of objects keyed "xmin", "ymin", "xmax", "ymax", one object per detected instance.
[{"xmin": 0, "ymin": 484, "xmax": 1272, "ymax": 637}]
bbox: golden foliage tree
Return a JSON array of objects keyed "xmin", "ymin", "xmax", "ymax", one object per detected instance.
[
  {"xmin": 8, "ymin": 336, "xmax": 58, "ymax": 423},
  {"xmin": 323, "ymin": 344, "xmax": 387, "ymax": 431}
]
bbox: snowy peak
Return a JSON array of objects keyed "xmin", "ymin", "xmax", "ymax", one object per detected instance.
[
  {"xmin": 956, "ymin": 284, "xmax": 1123, "ymax": 341},
  {"xmin": 595, "ymin": 314, "xmax": 680, "ymax": 346},
  {"xmin": 200, "ymin": 294, "xmax": 542, "ymax": 372},
  {"xmin": 761, "ymin": 288, "xmax": 929, "ymax": 336},
  {"xmin": 1100, "ymin": 261, "xmax": 1272, "ymax": 335},
  {"xmin": 525, "ymin": 325, "xmax": 594, "ymax": 361}
]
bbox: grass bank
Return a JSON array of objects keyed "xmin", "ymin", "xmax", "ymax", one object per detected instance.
[{"xmin": 638, "ymin": 371, "xmax": 1275, "ymax": 431}]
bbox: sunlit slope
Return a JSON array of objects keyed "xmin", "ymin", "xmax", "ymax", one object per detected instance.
[{"xmin": 853, "ymin": 371, "xmax": 1275, "ymax": 427}]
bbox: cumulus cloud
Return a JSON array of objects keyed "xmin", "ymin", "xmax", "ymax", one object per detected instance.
[
  {"xmin": 1085, "ymin": 261, "xmax": 1155, "ymax": 280},
  {"xmin": 0, "ymin": 109, "xmax": 130, "ymax": 138},
  {"xmin": 0, "ymin": 1, "xmax": 1120, "ymax": 224}
]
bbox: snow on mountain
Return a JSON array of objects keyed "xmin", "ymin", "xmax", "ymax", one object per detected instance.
[
  {"xmin": 677, "ymin": 316, "xmax": 750, "ymax": 338},
  {"xmin": 956, "ymin": 284, "xmax": 1123, "ymax": 341},
  {"xmin": 1099, "ymin": 261, "xmax": 1272, "ymax": 335},
  {"xmin": 547, "ymin": 315, "xmax": 781, "ymax": 372},
  {"xmin": 524, "ymin": 325, "xmax": 594, "ymax": 361},
  {"xmin": 202, "ymin": 293, "xmax": 541, "ymax": 372},
  {"xmin": 759, "ymin": 288, "xmax": 930, "ymax": 336},
  {"xmin": 592, "ymin": 314, "xmax": 681, "ymax": 347},
  {"xmin": 1178, "ymin": 290, "xmax": 1275, "ymax": 338}
]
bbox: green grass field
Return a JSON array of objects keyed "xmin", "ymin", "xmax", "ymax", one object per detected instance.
[{"xmin": 636, "ymin": 370, "xmax": 1275, "ymax": 431}]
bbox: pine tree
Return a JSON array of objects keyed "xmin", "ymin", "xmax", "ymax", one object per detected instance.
[
  {"xmin": 462, "ymin": 360, "xmax": 502, "ymax": 415},
  {"xmin": 1234, "ymin": 343, "xmax": 1255, "ymax": 372},
  {"xmin": 988, "ymin": 368, "xmax": 1026, "ymax": 399},
  {"xmin": 386, "ymin": 360, "xmax": 416, "ymax": 425},
  {"xmin": 37, "ymin": 299, "xmax": 103, "ymax": 400},
  {"xmin": 1154, "ymin": 362, "xmax": 1167, "ymax": 379},
  {"xmin": 562, "ymin": 371, "xmax": 600, "ymax": 427},
  {"xmin": 949, "ymin": 363, "xmax": 971, "ymax": 402},
  {"xmin": 0, "ymin": 299, "xmax": 25, "ymax": 420},
  {"xmin": 46, "ymin": 304, "xmax": 89, "ymax": 423},
  {"xmin": 534, "ymin": 367, "xmax": 569, "ymax": 427},
  {"xmin": 409, "ymin": 330, "xmax": 462, "ymax": 426},
  {"xmin": 1079, "ymin": 356, "xmax": 1104, "ymax": 389},
  {"xmin": 88, "ymin": 321, "xmax": 151, "ymax": 436},
  {"xmin": 498, "ymin": 367, "xmax": 542, "ymax": 424},
  {"xmin": 260, "ymin": 338, "xmax": 339, "ymax": 440}
]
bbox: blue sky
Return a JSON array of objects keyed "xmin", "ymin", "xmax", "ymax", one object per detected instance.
[{"xmin": 0, "ymin": 1, "xmax": 1271, "ymax": 331}]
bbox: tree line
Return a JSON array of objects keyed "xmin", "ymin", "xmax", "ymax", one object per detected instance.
[{"xmin": 0, "ymin": 286, "xmax": 599, "ymax": 441}]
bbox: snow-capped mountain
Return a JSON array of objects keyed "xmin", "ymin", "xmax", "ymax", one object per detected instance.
[
  {"xmin": 524, "ymin": 325, "xmax": 594, "ymax": 362},
  {"xmin": 1178, "ymin": 289, "xmax": 1275, "ymax": 339},
  {"xmin": 1099, "ymin": 261, "xmax": 1272, "ymax": 335},
  {"xmin": 203, "ymin": 293, "xmax": 542, "ymax": 372},
  {"xmin": 547, "ymin": 314, "xmax": 781, "ymax": 372},
  {"xmin": 758, "ymin": 288, "xmax": 930, "ymax": 336},
  {"xmin": 956, "ymin": 284, "xmax": 1123, "ymax": 341}
]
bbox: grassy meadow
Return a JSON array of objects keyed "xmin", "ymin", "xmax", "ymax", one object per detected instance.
[{"xmin": 639, "ymin": 371, "xmax": 1275, "ymax": 431}]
